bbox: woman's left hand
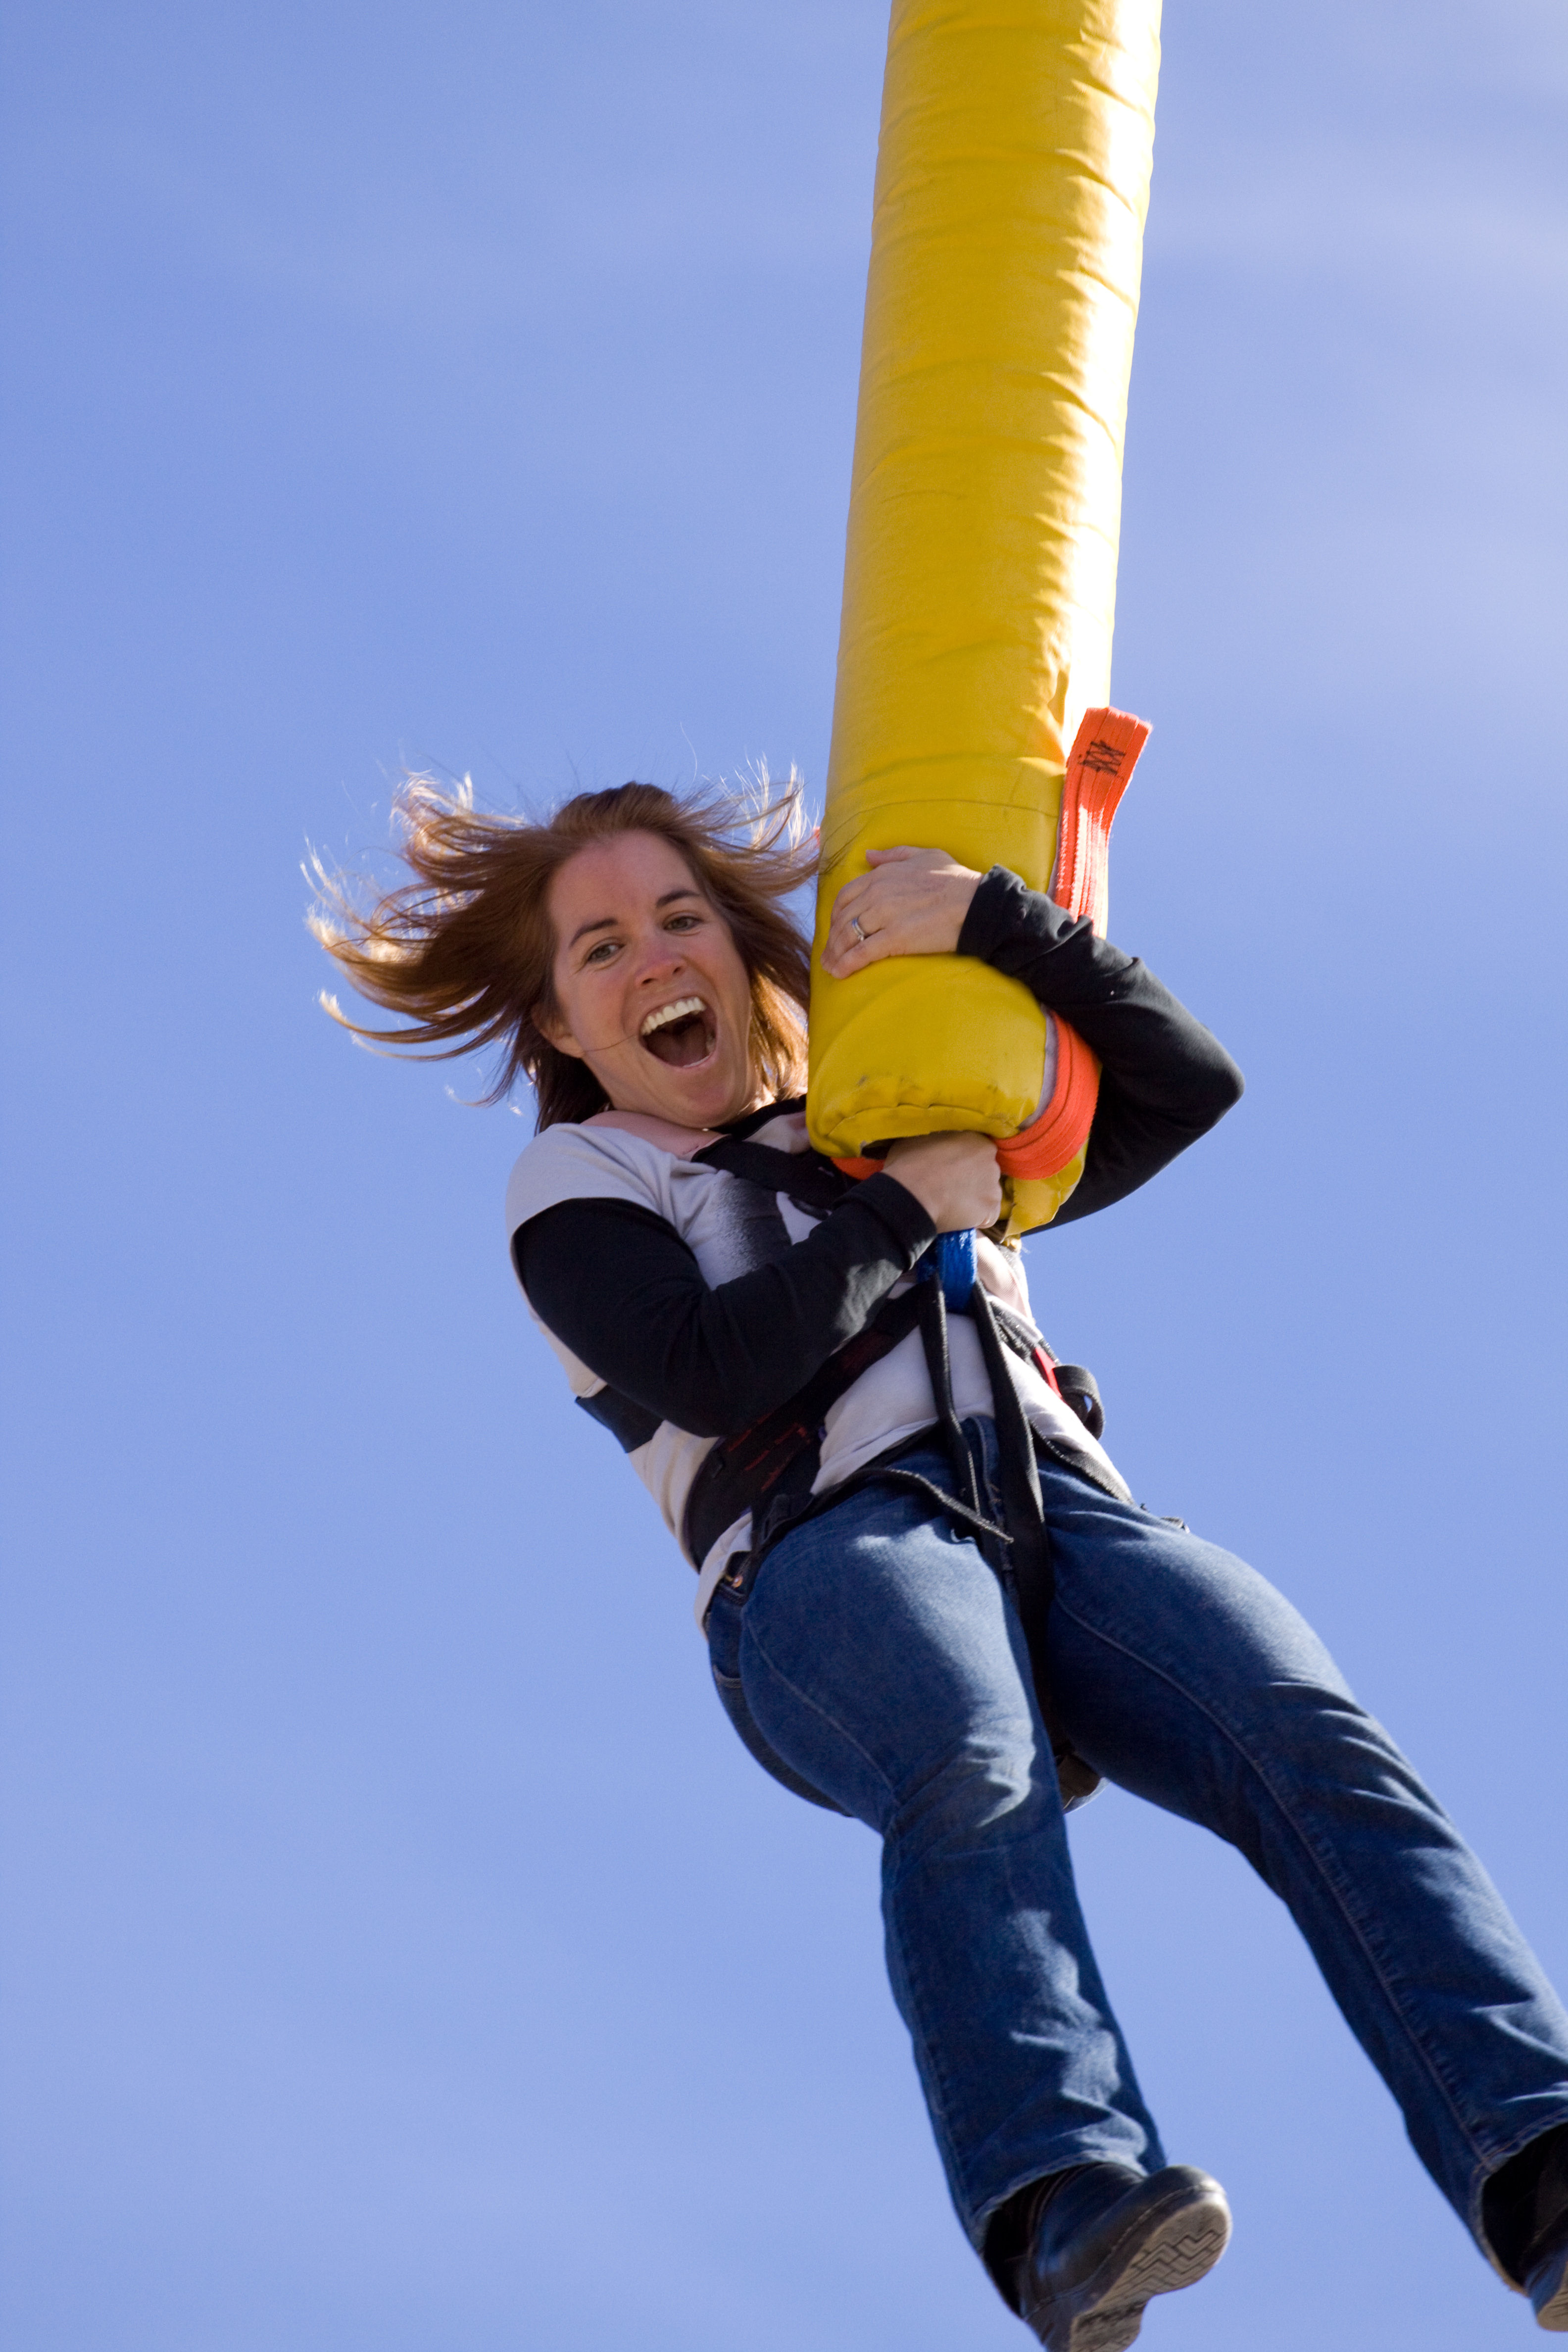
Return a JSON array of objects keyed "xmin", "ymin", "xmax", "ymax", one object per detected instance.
[{"xmin": 820, "ymin": 846, "xmax": 985, "ymax": 979}]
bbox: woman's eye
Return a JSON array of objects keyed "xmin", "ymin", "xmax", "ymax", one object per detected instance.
[
  {"xmin": 666, "ymin": 914, "xmax": 700, "ymax": 932},
  {"xmin": 583, "ymin": 940, "xmax": 619, "ymax": 965}
]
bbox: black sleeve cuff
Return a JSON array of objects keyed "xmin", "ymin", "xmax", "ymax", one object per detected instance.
[
  {"xmin": 849, "ymin": 1171, "xmax": 937, "ymax": 1264},
  {"xmin": 957, "ymin": 865, "xmax": 1083, "ymax": 966}
]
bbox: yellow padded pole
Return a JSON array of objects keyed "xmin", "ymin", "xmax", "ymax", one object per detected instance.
[{"xmin": 807, "ymin": 0, "xmax": 1161, "ymax": 1227}]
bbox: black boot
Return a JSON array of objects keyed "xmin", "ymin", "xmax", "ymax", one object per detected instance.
[
  {"xmin": 1484, "ymin": 2124, "xmax": 1568, "ymax": 2331},
  {"xmin": 998, "ymin": 2160, "xmax": 1230, "ymax": 2351}
]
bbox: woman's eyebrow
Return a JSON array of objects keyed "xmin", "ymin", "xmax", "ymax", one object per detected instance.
[{"xmin": 568, "ymin": 887, "xmax": 704, "ymax": 950}]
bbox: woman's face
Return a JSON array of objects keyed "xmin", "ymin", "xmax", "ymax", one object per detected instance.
[{"xmin": 542, "ymin": 830, "xmax": 763, "ymax": 1130}]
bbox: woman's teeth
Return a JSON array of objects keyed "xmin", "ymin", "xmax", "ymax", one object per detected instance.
[
  {"xmin": 640, "ymin": 996, "xmax": 706, "ymax": 1038},
  {"xmin": 639, "ymin": 996, "xmax": 717, "ymax": 1069}
]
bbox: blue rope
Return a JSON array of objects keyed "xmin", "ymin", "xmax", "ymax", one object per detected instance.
[{"xmin": 923, "ymin": 1227, "xmax": 977, "ymax": 1311}]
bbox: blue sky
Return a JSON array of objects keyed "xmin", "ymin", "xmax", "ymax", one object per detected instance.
[{"xmin": 2, "ymin": 4, "xmax": 1565, "ymax": 2348}]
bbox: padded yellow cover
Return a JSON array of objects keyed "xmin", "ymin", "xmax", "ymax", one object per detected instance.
[{"xmin": 807, "ymin": 0, "xmax": 1161, "ymax": 1228}]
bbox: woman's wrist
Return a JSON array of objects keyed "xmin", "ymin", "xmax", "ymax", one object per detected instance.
[{"xmin": 853, "ymin": 1170, "xmax": 937, "ymax": 1258}]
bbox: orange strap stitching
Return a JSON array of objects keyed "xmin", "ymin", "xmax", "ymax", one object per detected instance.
[{"xmin": 1050, "ymin": 706, "xmax": 1149, "ymax": 938}]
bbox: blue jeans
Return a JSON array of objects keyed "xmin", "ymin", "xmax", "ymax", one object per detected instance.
[{"xmin": 704, "ymin": 1419, "xmax": 1568, "ymax": 2270}]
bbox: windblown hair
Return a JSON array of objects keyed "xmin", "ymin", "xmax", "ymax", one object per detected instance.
[{"xmin": 309, "ymin": 776, "xmax": 816, "ymax": 1128}]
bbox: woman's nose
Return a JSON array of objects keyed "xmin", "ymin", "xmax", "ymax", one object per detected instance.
[{"xmin": 632, "ymin": 934, "xmax": 685, "ymax": 985}]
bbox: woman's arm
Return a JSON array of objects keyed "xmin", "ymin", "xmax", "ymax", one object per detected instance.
[
  {"xmin": 514, "ymin": 1173, "xmax": 934, "ymax": 1437},
  {"xmin": 820, "ymin": 847, "xmax": 1243, "ymax": 1224},
  {"xmin": 956, "ymin": 866, "xmax": 1243, "ymax": 1223}
]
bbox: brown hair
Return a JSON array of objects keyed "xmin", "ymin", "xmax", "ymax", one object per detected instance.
[{"xmin": 309, "ymin": 776, "xmax": 816, "ymax": 1127}]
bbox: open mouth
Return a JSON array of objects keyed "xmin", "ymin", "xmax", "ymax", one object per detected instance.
[{"xmin": 639, "ymin": 995, "xmax": 717, "ymax": 1070}]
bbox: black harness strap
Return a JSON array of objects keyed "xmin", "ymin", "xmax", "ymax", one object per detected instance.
[
  {"xmin": 574, "ymin": 1125, "xmax": 1106, "ymax": 1806},
  {"xmin": 968, "ymin": 1282, "xmax": 1102, "ymax": 1807},
  {"xmin": 713, "ymin": 1448, "xmax": 1015, "ymax": 1609},
  {"xmin": 1051, "ymin": 1364, "xmax": 1104, "ymax": 1443},
  {"xmin": 970, "ymin": 1283, "xmax": 1052, "ymax": 1655},
  {"xmin": 691, "ymin": 1135, "xmax": 858, "ymax": 1220},
  {"xmin": 682, "ymin": 1283, "xmax": 923, "ymax": 1566},
  {"xmin": 916, "ymin": 1274, "xmax": 981, "ymax": 1518}
]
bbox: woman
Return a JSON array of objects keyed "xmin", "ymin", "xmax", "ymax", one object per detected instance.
[{"xmin": 315, "ymin": 777, "xmax": 1568, "ymax": 2350}]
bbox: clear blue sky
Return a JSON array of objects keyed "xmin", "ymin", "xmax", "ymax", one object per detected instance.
[{"xmin": 2, "ymin": 5, "xmax": 1565, "ymax": 2348}]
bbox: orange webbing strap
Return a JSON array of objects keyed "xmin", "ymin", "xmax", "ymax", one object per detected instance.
[
  {"xmin": 993, "ymin": 706, "xmax": 1147, "ymax": 1184},
  {"xmin": 995, "ymin": 1020, "xmax": 1102, "ymax": 1181},
  {"xmin": 1050, "ymin": 707, "xmax": 1149, "ymax": 936},
  {"xmin": 833, "ymin": 706, "xmax": 1147, "ymax": 1188}
]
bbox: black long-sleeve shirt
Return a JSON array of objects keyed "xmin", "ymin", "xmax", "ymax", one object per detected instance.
[
  {"xmin": 517, "ymin": 1173, "xmax": 932, "ymax": 1438},
  {"xmin": 513, "ymin": 868, "xmax": 1242, "ymax": 1439},
  {"xmin": 957, "ymin": 867, "xmax": 1243, "ymax": 1223}
]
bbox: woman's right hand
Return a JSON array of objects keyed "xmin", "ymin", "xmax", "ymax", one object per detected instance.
[{"xmin": 883, "ymin": 1131, "xmax": 1003, "ymax": 1234}]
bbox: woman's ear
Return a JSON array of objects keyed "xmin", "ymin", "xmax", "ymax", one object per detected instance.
[{"xmin": 536, "ymin": 1008, "xmax": 587, "ymax": 1061}]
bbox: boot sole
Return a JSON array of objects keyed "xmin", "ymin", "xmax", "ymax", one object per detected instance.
[
  {"xmin": 1532, "ymin": 2240, "xmax": 1568, "ymax": 2332},
  {"xmin": 1027, "ymin": 2182, "xmax": 1232, "ymax": 2352}
]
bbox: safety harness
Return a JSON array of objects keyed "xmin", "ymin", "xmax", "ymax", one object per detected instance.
[{"xmin": 577, "ymin": 1132, "xmax": 1109, "ymax": 1808}]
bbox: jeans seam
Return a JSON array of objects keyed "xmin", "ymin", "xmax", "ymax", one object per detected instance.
[
  {"xmin": 739, "ymin": 1624, "xmax": 900, "ymax": 1815},
  {"xmin": 739, "ymin": 1622, "xmax": 993, "ymax": 2205},
  {"xmin": 1053, "ymin": 1592, "xmax": 1497, "ymax": 2176},
  {"xmin": 882, "ymin": 1861, "xmax": 982, "ymax": 2217},
  {"xmin": 880, "ymin": 1790, "xmax": 1046, "ymax": 2221}
]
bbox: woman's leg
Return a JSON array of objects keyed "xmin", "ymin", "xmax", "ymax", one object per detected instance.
[
  {"xmin": 1036, "ymin": 1456, "xmax": 1568, "ymax": 2269},
  {"xmin": 718, "ymin": 1443, "xmax": 1167, "ymax": 2248}
]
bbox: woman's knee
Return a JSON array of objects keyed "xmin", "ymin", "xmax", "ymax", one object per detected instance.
[
  {"xmin": 1039, "ymin": 1506, "xmax": 1384, "ymax": 1826},
  {"xmin": 884, "ymin": 1711, "xmax": 1058, "ymax": 1864}
]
